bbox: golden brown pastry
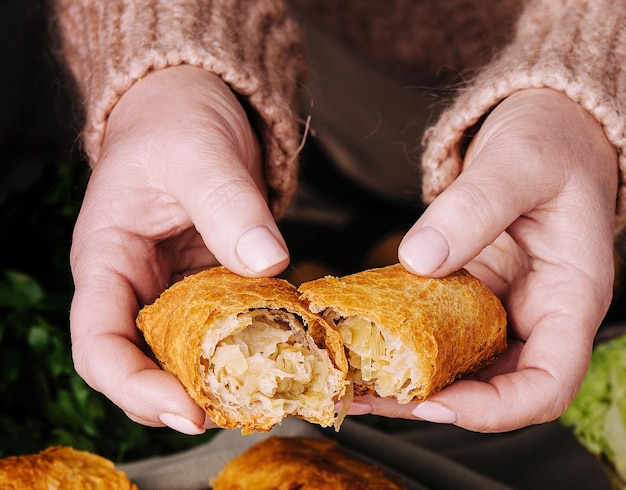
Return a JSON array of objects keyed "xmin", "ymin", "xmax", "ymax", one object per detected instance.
[
  {"xmin": 211, "ymin": 436, "xmax": 407, "ymax": 489},
  {"xmin": 0, "ymin": 446, "xmax": 137, "ymax": 489},
  {"xmin": 298, "ymin": 264, "xmax": 507, "ymax": 403},
  {"xmin": 136, "ymin": 267, "xmax": 348, "ymax": 434}
]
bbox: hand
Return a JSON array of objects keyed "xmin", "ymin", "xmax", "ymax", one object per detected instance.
[
  {"xmin": 353, "ymin": 88, "xmax": 618, "ymax": 431},
  {"xmin": 69, "ymin": 65, "xmax": 289, "ymax": 434}
]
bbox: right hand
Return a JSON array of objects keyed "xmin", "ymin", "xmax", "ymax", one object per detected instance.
[
  {"xmin": 69, "ymin": 65, "xmax": 289, "ymax": 434},
  {"xmin": 370, "ymin": 88, "xmax": 618, "ymax": 432}
]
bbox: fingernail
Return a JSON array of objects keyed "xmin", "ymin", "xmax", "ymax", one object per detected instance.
[
  {"xmin": 399, "ymin": 227, "xmax": 449, "ymax": 275},
  {"xmin": 411, "ymin": 401, "xmax": 458, "ymax": 424},
  {"xmin": 159, "ymin": 413, "xmax": 206, "ymax": 435},
  {"xmin": 336, "ymin": 399, "xmax": 373, "ymax": 415},
  {"xmin": 235, "ymin": 226, "xmax": 289, "ymax": 274}
]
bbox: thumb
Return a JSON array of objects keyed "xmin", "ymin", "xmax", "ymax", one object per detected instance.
[
  {"xmin": 398, "ymin": 140, "xmax": 534, "ymax": 277},
  {"xmin": 110, "ymin": 64, "xmax": 290, "ymax": 278},
  {"xmin": 398, "ymin": 88, "xmax": 606, "ymax": 278},
  {"xmin": 170, "ymin": 158, "xmax": 289, "ymax": 277}
]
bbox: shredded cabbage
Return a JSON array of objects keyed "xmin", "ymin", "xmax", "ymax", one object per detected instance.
[
  {"xmin": 337, "ymin": 315, "xmax": 421, "ymax": 403},
  {"xmin": 204, "ymin": 310, "xmax": 340, "ymax": 421}
]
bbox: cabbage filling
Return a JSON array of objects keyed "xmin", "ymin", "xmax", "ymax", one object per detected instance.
[
  {"xmin": 202, "ymin": 310, "xmax": 339, "ymax": 419},
  {"xmin": 336, "ymin": 316, "xmax": 421, "ymax": 403}
]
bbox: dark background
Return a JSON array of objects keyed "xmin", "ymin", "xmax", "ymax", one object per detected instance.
[
  {"xmin": 1, "ymin": 2, "xmax": 624, "ymax": 486},
  {"xmin": 2, "ymin": 0, "xmax": 624, "ymax": 319}
]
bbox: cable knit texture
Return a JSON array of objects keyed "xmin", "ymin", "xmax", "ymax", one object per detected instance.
[
  {"xmin": 290, "ymin": 0, "xmax": 523, "ymax": 85},
  {"xmin": 52, "ymin": 0, "xmax": 626, "ymax": 232},
  {"xmin": 420, "ymin": 0, "xmax": 626, "ymax": 234},
  {"xmin": 52, "ymin": 0, "xmax": 306, "ymax": 216}
]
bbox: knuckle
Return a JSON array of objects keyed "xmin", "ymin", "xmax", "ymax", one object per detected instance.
[{"xmin": 448, "ymin": 183, "xmax": 495, "ymax": 231}]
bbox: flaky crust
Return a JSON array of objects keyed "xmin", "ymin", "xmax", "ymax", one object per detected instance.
[
  {"xmin": 298, "ymin": 264, "xmax": 507, "ymax": 401},
  {"xmin": 136, "ymin": 267, "xmax": 347, "ymax": 433},
  {"xmin": 211, "ymin": 437, "xmax": 406, "ymax": 489},
  {"xmin": 0, "ymin": 446, "xmax": 137, "ymax": 490}
]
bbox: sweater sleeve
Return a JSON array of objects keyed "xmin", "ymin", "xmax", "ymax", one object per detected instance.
[
  {"xmin": 420, "ymin": 0, "xmax": 626, "ymax": 235},
  {"xmin": 51, "ymin": 0, "xmax": 306, "ymax": 217}
]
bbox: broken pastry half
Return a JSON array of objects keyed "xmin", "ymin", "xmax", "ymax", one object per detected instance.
[
  {"xmin": 136, "ymin": 267, "xmax": 348, "ymax": 434},
  {"xmin": 298, "ymin": 264, "xmax": 507, "ymax": 403}
]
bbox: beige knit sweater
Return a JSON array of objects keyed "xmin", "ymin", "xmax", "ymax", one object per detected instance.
[{"xmin": 52, "ymin": 0, "xmax": 626, "ymax": 233}]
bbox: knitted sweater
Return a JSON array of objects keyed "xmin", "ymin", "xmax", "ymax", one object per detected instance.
[{"xmin": 52, "ymin": 0, "xmax": 626, "ymax": 233}]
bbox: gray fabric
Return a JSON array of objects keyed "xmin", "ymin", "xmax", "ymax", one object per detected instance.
[
  {"xmin": 118, "ymin": 418, "xmax": 512, "ymax": 490},
  {"xmin": 118, "ymin": 419, "xmax": 321, "ymax": 490},
  {"xmin": 117, "ymin": 326, "xmax": 626, "ymax": 490},
  {"xmin": 118, "ymin": 416, "xmax": 612, "ymax": 489},
  {"xmin": 388, "ymin": 420, "xmax": 612, "ymax": 490},
  {"xmin": 297, "ymin": 14, "xmax": 434, "ymax": 203}
]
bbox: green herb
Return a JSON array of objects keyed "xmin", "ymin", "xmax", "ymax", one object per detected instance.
[{"xmin": 0, "ymin": 160, "xmax": 213, "ymax": 462}]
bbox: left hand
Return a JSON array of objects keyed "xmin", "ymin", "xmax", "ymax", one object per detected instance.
[
  {"xmin": 347, "ymin": 88, "xmax": 618, "ymax": 432},
  {"xmin": 68, "ymin": 66, "xmax": 289, "ymax": 434}
]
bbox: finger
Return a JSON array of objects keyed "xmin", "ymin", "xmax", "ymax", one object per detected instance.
[
  {"xmin": 163, "ymin": 228, "xmax": 220, "ymax": 283},
  {"xmin": 344, "ymin": 302, "xmax": 595, "ymax": 431},
  {"xmin": 398, "ymin": 153, "xmax": 544, "ymax": 278},
  {"xmin": 70, "ymin": 255, "xmax": 209, "ymax": 434},
  {"xmin": 340, "ymin": 342, "xmax": 524, "ymax": 420},
  {"xmin": 413, "ymin": 311, "xmax": 594, "ymax": 432},
  {"xmin": 102, "ymin": 64, "xmax": 290, "ymax": 279},
  {"xmin": 340, "ymin": 394, "xmax": 419, "ymax": 419},
  {"xmin": 426, "ymin": 258, "xmax": 606, "ymax": 432},
  {"xmin": 354, "ymin": 332, "xmax": 587, "ymax": 431},
  {"xmin": 77, "ymin": 337, "xmax": 209, "ymax": 434},
  {"xmin": 164, "ymin": 151, "xmax": 290, "ymax": 278},
  {"xmin": 399, "ymin": 88, "xmax": 617, "ymax": 279}
]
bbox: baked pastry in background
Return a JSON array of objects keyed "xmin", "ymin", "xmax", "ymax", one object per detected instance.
[
  {"xmin": 0, "ymin": 446, "xmax": 137, "ymax": 489},
  {"xmin": 137, "ymin": 267, "xmax": 348, "ymax": 434},
  {"xmin": 298, "ymin": 264, "xmax": 507, "ymax": 403},
  {"xmin": 211, "ymin": 436, "xmax": 407, "ymax": 489}
]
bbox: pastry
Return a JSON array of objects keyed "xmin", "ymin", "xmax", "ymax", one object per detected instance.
[
  {"xmin": 0, "ymin": 446, "xmax": 137, "ymax": 489},
  {"xmin": 136, "ymin": 267, "xmax": 348, "ymax": 434},
  {"xmin": 137, "ymin": 264, "xmax": 506, "ymax": 434},
  {"xmin": 211, "ymin": 436, "xmax": 407, "ymax": 489},
  {"xmin": 298, "ymin": 264, "xmax": 507, "ymax": 403}
]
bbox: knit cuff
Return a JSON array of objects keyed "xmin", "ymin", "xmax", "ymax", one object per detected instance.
[
  {"xmin": 53, "ymin": 0, "xmax": 306, "ymax": 217},
  {"xmin": 420, "ymin": 0, "xmax": 626, "ymax": 236}
]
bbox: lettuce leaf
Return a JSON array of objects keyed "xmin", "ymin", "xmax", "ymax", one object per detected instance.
[{"xmin": 561, "ymin": 333, "xmax": 626, "ymax": 489}]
